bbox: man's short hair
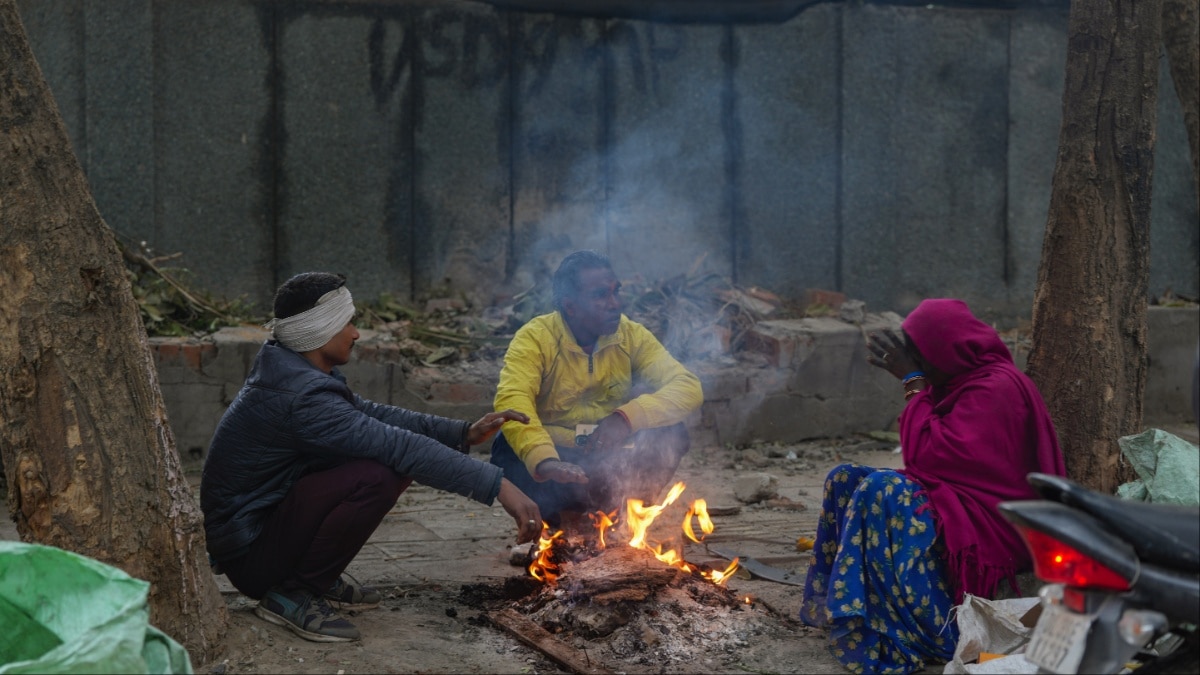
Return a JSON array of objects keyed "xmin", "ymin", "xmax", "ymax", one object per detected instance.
[
  {"xmin": 552, "ymin": 250, "xmax": 612, "ymax": 311},
  {"xmin": 273, "ymin": 272, "xmax": 347, "ymax": 319}
]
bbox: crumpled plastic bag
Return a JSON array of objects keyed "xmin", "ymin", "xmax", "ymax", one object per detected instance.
[
  {"xmin": 943, "ymin": 594, "xmax": 1039, "ymax": 674},
  {"xmin": 0, "ymin": 541, "xmax": 192, "ymax": 674},
  {"xmin": 1115, "ymin": 428, "xmax": 1200, "ymax": 505}
]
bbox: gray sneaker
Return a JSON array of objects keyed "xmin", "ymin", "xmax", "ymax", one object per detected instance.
[
  {"xmin": 255, "ymin": 587, "xmax": 361, "ymax": 642},
  {"xmin": 324, "ymin": 573, "xmax": 382, "ymax": 610}
]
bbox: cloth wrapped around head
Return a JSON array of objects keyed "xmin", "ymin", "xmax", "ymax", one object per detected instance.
[{"xmin": 266, "ymin": 286, "xmax": 355, "ymax": 352}]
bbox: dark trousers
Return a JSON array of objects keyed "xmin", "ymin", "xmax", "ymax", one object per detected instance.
[
  {"xmin": 490, "ymin": 423, "xmax": 689, "ymax": 524},
  {"xmin": 221, "ymin": 459, "xmax": 410, "ymax": 600}
]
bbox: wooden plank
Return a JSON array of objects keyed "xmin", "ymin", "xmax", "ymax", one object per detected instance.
[{"xmin": 489, "ymin": 608, "xmax": 614, "ymax": 675}]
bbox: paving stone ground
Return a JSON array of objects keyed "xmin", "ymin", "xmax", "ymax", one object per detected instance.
[{"xmin": 3, "ymin": 424, "xmax": 1196, "ymax": 673}]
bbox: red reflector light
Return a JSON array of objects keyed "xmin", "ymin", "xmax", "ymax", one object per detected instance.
[
  {"xmin": 1062, "ymin": 586, "xmax": 1088, "ymax": 613},
  {"xmin": 1016, "ymin": 526, "xmax": 1131, "ymax": 591}
]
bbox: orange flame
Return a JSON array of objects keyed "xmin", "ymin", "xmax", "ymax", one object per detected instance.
[
  {"xmin": 587, "ymin": 510, "xmax": 618, "ymax": 549},
  {"xmin": 625, "ymin": 481, "xmax": 686, "ymax": 549},
  {"xmin": 705, "ymin": 557, "xmax": 740, "ymax": 585},
  {"xmin": 528, "ymin": 524, "xmax": 563, "ymax": 583},
  {"xmin": 683, "ymin": 498, "xmax": 714, "ymax": 543},
  {"xmin": 526, "ymin": 481, "xmax": 740, "ymax": 587}
]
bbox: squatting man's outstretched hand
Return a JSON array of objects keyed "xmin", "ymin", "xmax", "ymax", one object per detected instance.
[
  {"xmin": 467, "ymin": 409, "xmax": 530, "ymax": 445},
  {"xmin": 468, "ymin": 408, "xmax": 542, "ymax": 543},
  {"xmin": 497, "ymin": 478, "xmax": 543, "ymax": 544}
]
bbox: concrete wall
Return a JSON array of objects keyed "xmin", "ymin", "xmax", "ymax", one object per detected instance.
[
  {"xmin": 155, "ymin": 307, "xmax": 1199, "ymax": 457},
  {"xmin": 17, "ymin": 0, "xmax": 1200, "ymax": 321}
]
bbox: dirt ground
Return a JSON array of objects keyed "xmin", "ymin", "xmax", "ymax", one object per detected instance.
[{"xmin": 189, "ymin": 437, "xmax": 907, "ymax": 675}]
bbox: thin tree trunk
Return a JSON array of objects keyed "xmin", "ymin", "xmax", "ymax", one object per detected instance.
[
  {"xmin": 1162, "ymin": 0, "xmax": 1200, "ymax": 203},
  {"xmin": 1027, "ymin": 0, "xmax": 1163, "ymax": 493},
  {"xmin": 0, "ymin": 0, "xmax": 226, "ymax": 661}
]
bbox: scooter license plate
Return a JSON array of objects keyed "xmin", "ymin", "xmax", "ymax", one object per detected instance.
[{"xmin": 1026, "ymin": 602, "xmax": 1092, "ymax": 674}]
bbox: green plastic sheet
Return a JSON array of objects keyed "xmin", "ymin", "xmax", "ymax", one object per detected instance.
[
  {"xmin": 0, "ymin": 541, "xmax": 192, "ymax": 674},
  {"xmin": 1115, "ymin": 428, "xmax": 1200, "ymax": 505}
]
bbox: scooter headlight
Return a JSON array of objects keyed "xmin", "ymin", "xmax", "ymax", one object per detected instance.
[{"xmin": 1117, "ymin": 609, "xmax": 1167, "ymax": 647}]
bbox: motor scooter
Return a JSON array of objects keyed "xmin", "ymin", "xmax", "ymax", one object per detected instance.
[{"xmin": 997, "ymin": 472, "xmax": 1200, "ymax": 674}]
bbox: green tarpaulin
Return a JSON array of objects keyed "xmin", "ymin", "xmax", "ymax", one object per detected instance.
[
  {"xmin": 1115, "ymin": 428, "xmax": 1200, "ymax": 505},
  {"xmin": 0, "ymin": 541, "xmax": 192, "ymax": 674}
]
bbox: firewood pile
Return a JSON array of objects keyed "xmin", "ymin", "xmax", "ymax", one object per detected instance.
[{"xmin": 458, "ymin": 526, "xmax": 791, "ymax": 675}]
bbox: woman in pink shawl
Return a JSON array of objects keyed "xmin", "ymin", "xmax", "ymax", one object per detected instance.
[{"xmin": 798, "ymin": 298, "xmax": 1065, "ymax": 674}]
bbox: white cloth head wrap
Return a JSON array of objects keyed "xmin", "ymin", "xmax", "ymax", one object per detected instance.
[{"xmin": 266, "ymin": 286, "xmax": 356, "ymax": 352}]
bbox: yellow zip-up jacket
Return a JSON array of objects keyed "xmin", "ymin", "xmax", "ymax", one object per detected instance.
[{"xmin": 495, "ymin": 311, "xmax": 704, "ymax": 478}]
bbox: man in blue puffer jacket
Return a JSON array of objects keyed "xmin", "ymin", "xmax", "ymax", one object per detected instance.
[{"xmin": 201, "ymin": 272, "xmax": 541, "ymax": 643}]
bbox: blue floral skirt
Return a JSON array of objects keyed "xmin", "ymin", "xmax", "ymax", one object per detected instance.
[{"xmin": 799, "ymin": 463, "xmax": 958, "ymax": 674}]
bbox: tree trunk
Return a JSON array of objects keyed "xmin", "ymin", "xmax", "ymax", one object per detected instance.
[
  {"xmin": 1162, "ymin": 0, "xmax": 1200, "ymax": 201},
  {"xmin": 1026, "ymin": 0, "xmax": 1162, "ymax": 493},
  {"xmin": 0, "ymin": 0, "xmax": 226, "ymax": 661}
]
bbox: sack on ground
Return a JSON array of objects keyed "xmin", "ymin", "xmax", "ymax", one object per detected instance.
[{"xmin": 0, "ymin": 541, "xmax": 192, "ymax": 674}]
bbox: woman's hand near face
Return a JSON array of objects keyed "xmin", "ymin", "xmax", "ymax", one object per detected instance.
[{"xmin": 867, "ymin": 329, "xmax": 922, "ymax": 380}]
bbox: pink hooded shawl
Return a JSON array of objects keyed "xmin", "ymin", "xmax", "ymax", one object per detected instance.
[{"xmin": 898, "ymin": 299, "xmax": 1066, "ymax": 601}]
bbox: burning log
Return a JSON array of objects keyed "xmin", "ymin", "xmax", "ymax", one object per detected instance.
[{"xmin": 560, "ymin": 546, "xmax": 680, "ymax": 605}]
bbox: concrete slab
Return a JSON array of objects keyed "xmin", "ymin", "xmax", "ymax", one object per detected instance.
[
  {"xmin": 509, "ymin": 13, "xmax": 608, "ymax": 292},
  {"xmin": 1145, "ymin": 307, "xmax": 1200, "ymax": 425},
  {"xmin": 841, "ymin": 4, "xmax": 1010, "ymax": 316},
  {"xmin": 1006, "ymin": 8, "xmax": 1068, "ymax": 314},
  {"xmin": 1150, "ymin": 61, "xmax": 1200, "ymax": 300},
  {"xmin": 154, "ymin": 0, "xmax": 274, "ymax": 305},
  {"xmin": 413, "ymin": 3, "xmax": 512, "ymax": 303},
  {"xmin": 83, "ymin": 0, "xmax": 155, "ymax": 245},
  {"xmin": 735, "ymin": 4, "xmax": 840, "ymax": 299},
  {"xmin": 606, "ymin": 20, "xmax": 733, "ymax": 282},
  {"xmin": 17, "ymin": 2, "xmax": 1199, "ymax": 314},
  {"xmin": 278, "ymin": 8, "xmax": 416, "ymax": 300},
  {"xmin": 16, "ymin": 0, "xmax": 85, "ymax": 153}
]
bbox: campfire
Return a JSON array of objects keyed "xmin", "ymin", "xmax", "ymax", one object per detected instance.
[
  {"xmin": 460, "ymin": 481, "xmax": 798, "ymax": 674},
  {"xmin": 523, "ymin": 478, "xmax": 739, "ymax": 614},
  {"xmin": 528, "ymin": 481, "xmax": 740, "ymax": 588}
]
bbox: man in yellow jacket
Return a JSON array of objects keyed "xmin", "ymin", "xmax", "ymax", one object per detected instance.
[{"xmin": 490, "ymin": 250, "xmax": 704, "ymax": 526}]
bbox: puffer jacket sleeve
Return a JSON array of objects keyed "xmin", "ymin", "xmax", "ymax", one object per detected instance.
[
  {"xmin": 291, "ymin": 381, "xmax": 502, "ymax": 504},
  {"xmin": 354, "ymin": 395, "xmax": 470, "ymax": 452}
]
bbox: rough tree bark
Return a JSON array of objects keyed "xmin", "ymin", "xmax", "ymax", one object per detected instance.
[
  {"xmin": 1162, "ymin": 0, "xmax": 1199, "ymax": 200},
  {"xmin": 0, "ymin": 0, "xmax": 226, "ymax": 661},
  {"xmin": 1027, "ymin": 0, "xmax": 1163, "ymax": 493}
]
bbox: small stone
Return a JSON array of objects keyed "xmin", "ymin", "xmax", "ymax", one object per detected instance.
[
  {"xmin": 425, "ymin": 297, "xmax": 466, "ymax": 313},
  {"xmin": 734, "ymin": 473, "xmax": 779, "ymax": 504},
  {"xmin": 509, "ymin": 542, "xmax": 534, "ymax": 566},
  {"xmin": 839, "ymin": 299, "xmax": 866, "ymax": 323}
]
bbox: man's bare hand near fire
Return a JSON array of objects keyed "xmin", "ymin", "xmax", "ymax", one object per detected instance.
[
  {"xmin": 582, "ymin": 412, "xmax": 631, "ymax": 454},
  {"xmin": 536, "ymin": 459, "xmax": 589, "ymax": 484}
]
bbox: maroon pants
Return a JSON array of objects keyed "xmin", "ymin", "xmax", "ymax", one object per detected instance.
[{"xmin": 221, "ymin": 459, "xmax": 410, "ymax": 599}]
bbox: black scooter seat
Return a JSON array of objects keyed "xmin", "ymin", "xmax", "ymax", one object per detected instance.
[{"xmin": 1027, "ymin": 473, "xmax": 1200, "ymax": 572}]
